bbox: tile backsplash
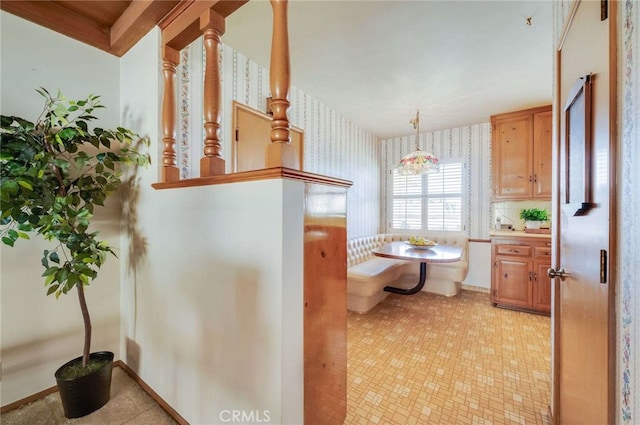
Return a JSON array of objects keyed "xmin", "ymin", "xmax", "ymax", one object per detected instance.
[{"xmin": 493, "ymin": 200, "xmax": 552, "ymax": 231}]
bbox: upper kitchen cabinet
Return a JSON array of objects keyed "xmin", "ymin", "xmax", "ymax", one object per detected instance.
[{"xmin": 491, "ymin": 105, "xmax": 552, "ymax": 200}]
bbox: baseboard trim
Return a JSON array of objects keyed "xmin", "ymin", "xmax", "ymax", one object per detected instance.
[
  {"xmin": 114, "ymin": 360, "xmax": 189, "ymax": 425},
  {"xmin": 0, "ymin": 385, "xmax": 58, "ymax": 414},
  {"xmin": 461, "ymin": 284, "xmax": 490, "ymax": 294},
  {"xmin": 1, "ymin": 360, "xmax": 189, "ymax": 425}
]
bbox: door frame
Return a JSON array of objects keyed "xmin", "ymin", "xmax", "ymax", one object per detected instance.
[{"xmin": 551, "ymin": 1, "xmax": 618, "ymax": 423}]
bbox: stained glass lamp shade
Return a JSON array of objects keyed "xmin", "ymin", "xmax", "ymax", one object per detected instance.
[{"xmin": 398, "ymin": 109, "xmax": 439, "ymax": 175}]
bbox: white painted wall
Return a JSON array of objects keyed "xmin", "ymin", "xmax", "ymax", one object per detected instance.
[
  {"xmin": 462, "ymin": 241, "xmax": 492, "ymax": 290},
  {"xmin": 119, "ymin": 29, "xmax": 305, "ymax": 424},
  {"xmin": 0, "ymin": 12, "xmax": 122, "ymax": 405}
]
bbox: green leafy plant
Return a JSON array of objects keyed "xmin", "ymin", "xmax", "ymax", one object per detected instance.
[
  {"xmin": 0, "ymin": 88, "xmax": 149, "ymax": 371},
  {"xmin": 519, "ymin": 208, "xmax": 550, "ymax": 222}
]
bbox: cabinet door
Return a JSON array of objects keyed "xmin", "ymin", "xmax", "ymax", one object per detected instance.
[
  {"xmin": 233, "ymin": 101, "xmax": 304, "ymax": 172},
  {"xmin": 493, "ymin": 256, "xmax": 532, "ymax": 308},
  {"xmin": 492, "ymin": 115, "xmax": 533, "ymax": 199},
  {"xmin": 533, "ymin": 110, "xmax": 553, "ymax": 199},
  {"xmin": 533, "ymin": 260, "xmax": 552, "ymax": 313}
]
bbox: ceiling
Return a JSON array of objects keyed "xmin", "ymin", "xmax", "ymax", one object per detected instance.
[
  {"xmin": 222, "ymin": 0, "xmax": 553, "ymax": 138},
  {"xmin": 1, "ymin": 0, "xmax": 553, "ymax": 139},
  {"xmin": 0, "ymin": 0, "xmax": 246, "ymax": 56},
  {"xmin": 0, "ymin": 0, "xmax": 179, "ymax": 56}
]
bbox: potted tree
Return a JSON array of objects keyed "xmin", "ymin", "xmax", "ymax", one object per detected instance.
[
  {"xmin": 0, "ymin": 88, "xmax": 149, "ymax": 418},
  {"xmin": 519, "ymin": 208, "xmax": 550, "ymax": 229}
]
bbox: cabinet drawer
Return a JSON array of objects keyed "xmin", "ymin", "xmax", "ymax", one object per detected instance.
[
  {"xmin": 496, "ymin": 244, "xmax": 532, "ymax": 256},
  {"xmin": 534, "ymin": 246, "xmax": 552, "ymax": 258}
]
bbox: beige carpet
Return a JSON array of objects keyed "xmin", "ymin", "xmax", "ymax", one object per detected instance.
[{"xmin": 1, "ymin": 367, "xmax": 177, "ymax": 425}]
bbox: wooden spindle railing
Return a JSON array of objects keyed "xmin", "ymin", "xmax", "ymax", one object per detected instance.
[
  {"xmin": 161, "ymin": 45, "xmax": 180, "ymax": 182},
  {"xmin": 266, "ymin": 0, "xmax": 299, "ymax": 169},
  {"xmin": 200, "ymin": 10, "xmax": 225, "ymax": 177},
  {"xmin": 159, "ymin": 0, "xmax": 302, "ymax": 182},
  {"xmin": 159, "ymin": 2, "xmax": 240, "ymax": 182}
]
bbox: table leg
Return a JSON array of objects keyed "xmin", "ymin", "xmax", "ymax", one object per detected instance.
[{"xmin": 384, "ymin": 262, "xmax": 427, "ymax": 295}]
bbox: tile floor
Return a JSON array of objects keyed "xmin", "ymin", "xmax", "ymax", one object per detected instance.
[
  {"xmin": 2, "ymin": 290, "xmax": 550, "ymax": 425},
  {"xmin": 344, "ymin": 290, "xmax": 551, "ymax": 425}
]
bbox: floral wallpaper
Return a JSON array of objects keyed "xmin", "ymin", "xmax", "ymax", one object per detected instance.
[
  {"xmin": 176, "ymin": 39, "xmax": 380, "ymax": 239},
  {"xmin": 620, "ymin": 1, "xmax": 639, "ymax": 423},
  {"xmin": 380, "ymin": 123, "xmax": 492, "ymax": 240}
]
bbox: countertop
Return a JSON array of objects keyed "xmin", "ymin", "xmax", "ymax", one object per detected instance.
[{"xmin": 489, "ymin": 230, "xmax": 551, "ymax": 239}]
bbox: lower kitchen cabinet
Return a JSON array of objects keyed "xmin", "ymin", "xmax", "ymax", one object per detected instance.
[{"xmin": 491, "ymin": 236, "xmax": 551, "ymax": 314}]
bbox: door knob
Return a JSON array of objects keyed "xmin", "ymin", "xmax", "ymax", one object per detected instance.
[{"xmin": 547, "ymin": 267, "xmax": 568, "ymax": 281}]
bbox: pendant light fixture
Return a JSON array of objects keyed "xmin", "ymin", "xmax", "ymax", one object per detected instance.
[{"xmin": 398, "ymin": 109, "xmax": 439, "ymax": 175}]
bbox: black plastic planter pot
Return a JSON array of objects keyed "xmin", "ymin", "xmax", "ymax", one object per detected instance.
[{"xmin": 54, "ymin": 351, "xmax": 114, "ymax": 419}]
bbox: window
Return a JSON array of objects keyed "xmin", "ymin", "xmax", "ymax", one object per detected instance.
[{"xmin": 389, "ymin": 161, "xmax": 465, "ymax": 232}]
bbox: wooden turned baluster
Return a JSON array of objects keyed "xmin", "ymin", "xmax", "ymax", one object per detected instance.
[
  {"xmin": 200, "ymin": 10, "xmax": 226, "ymax": 177},
  {"xmin": 161, "ymin": 45, "xmax": 180, "ymax": 182},
  {"xmin": 266, "ymin": 0, "xmax": 299, "ymax": 170}
]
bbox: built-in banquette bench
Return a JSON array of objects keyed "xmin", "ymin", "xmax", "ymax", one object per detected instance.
[{"xmin": 347, "ymin": 234, "xmax": 469, "ymax": 313}]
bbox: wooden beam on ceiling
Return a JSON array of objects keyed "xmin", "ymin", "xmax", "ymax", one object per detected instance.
[
  {"xmin": 211, "ymin": 0, "xmax": 249, "ymax": 19},
  {"xmin": 0, "ymin": 0, "xmax": 111, "ymax": 52},
  {"xmin": 1, "ymin": 0, "xmax": 249, "ymax": 57},
  {"xmin": 110, "ymin": 0, "xmax": 181, "ymax": 56},
  {"xmin": 160, "ymin": 0, "xmax": 248, "ymax": 51}
]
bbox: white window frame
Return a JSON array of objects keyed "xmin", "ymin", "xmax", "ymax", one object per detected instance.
[{"xmin": 387, "ymin": 159, "xmax": 467, "ymax": 235}]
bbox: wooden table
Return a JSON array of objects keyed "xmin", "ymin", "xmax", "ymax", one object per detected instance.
[{"xmin": 372, "ymin": 241, "xmax": 463, "ymax": 295}]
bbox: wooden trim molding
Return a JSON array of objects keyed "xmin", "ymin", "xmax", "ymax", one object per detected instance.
[
  {"xmin": 109, "ymin": 1, "xmax": 181, "ymax": 56},
  {"xmin": 606, "ymin": 2, "xmax": 618, "ymax": 423},
  {"xmin": 0, "ymin": 385, "xmax": 58, "ymax": 414},
  {"xmin": 152, "ymin": 167, "xmax": 353, "ymax": 190},
  {"xmin": 489, "ymin": 104, "xmax": 552, "ymax": 129},
  {"xmin": 0, "ymin": 360, "xmax": 188, "ymax": 425},
  {"xmin": 303, "ymin": 183, "xmax": 348, "ymax": 424},
  {"xmin": 115, "ymin": 361, "xmax": 189, "ymax": 425},
  {"xmin": 557, "ymin": 0, "xmax": 582, "ymax": 52},
  {"xmin": 552, "ymin": 27, "xmax": 564, "ymax": 425}
]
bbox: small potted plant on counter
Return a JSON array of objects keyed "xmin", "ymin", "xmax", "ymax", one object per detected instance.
[
  {"xmin": 0, "ymin": 88, "xmax": 149, "ymax": 418},
  {"xmin": 519, "ymin": 208, "xmax": 550, "ymax": 230}
]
